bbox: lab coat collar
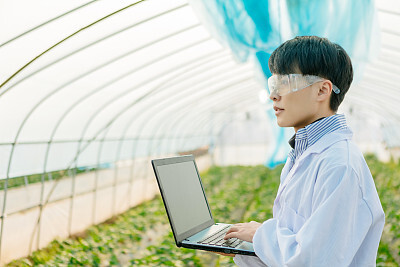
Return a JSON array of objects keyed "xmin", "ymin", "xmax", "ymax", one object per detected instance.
[{"xmin": 277, "ymin": 127, "xmax": 353, "ymax": 205}]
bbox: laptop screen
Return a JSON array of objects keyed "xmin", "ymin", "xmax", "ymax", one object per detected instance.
[{"xmin": 155, "ymin": 158, "xmax": 213, "ymax": 239}]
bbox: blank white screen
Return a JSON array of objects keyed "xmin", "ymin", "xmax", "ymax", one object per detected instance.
[{"xmin": 157, "ymin": 161, "xmax": 212, "ymax": 236}]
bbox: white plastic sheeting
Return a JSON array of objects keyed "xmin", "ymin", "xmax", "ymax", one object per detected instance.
[
  {"xmin": 1, "ymin": 0, "xmax": 399, "ymax": 177},
  {"xmin": 342, "ymin": 0, "xmax": 400, "ymax": 154},
  {"xmin": 0, "ymin": 0, "xmax": 267, "ymax": 263},
  {"xmin": 0, "ymin": 0, "xmax": 265, "ymax": 179}
]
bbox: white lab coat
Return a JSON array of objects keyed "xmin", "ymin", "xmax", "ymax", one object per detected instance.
[{"xmin": 234, "ymin": 128, "xmax": 385, "ymax": 266}]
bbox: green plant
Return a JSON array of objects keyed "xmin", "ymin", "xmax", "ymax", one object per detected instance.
[
  {"xmin": 0, "ymin": 167, "xmax": 94, "ymax": 191},
  {"xmin": 7, "ymin": 159, "xmax": 400, "ymax": 266}
]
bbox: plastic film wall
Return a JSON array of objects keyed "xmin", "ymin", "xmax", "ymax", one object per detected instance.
[
  {"xmin": 341, "ymin": 0, "xmax": 400, "ymax": 156},
  {"xmin": 0, "ymin": 0, "xmax": 399, "ymax": 264},
  {"xmin": 0, "ymin": 0, "xmax": 268, "ymax": 263}
]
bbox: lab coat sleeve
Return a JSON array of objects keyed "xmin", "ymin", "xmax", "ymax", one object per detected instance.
[
  {"xmin": 234, "ymin": 255, "xmax": 268, "ymax": 266},
  {"xmin": 250, "ymin": 165, "xmax": 373, "ymax": 267}
]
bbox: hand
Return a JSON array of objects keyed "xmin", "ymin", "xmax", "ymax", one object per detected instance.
[{"xmin": 224, "ymin": 221, "xmax": 262, "ymax": 243}]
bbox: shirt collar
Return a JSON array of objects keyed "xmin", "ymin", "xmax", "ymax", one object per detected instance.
[
  {"xmin": 288, "ymin": 114, "xmax": 348, "ymax": 162},
  {"xmin": 288, "ymin": 117, "xmax": 325, "ymax": 149}
]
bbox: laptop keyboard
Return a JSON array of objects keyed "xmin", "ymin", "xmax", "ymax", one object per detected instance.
[{"xmin": 197, "ymin": 225, "xmax": 243, "ymax": 248}]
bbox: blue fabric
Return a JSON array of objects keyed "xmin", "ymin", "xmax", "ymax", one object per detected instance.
[
  {"xmin": 265, "ymin": 108, "xmax": 291, "ymax": 168},
  {"xmin": 190, "ymin": 0, "xmax": 378, "ymax": 69},
  {"xmin": 189, "ymin": 0, "xmax": 379, "ymax": 167}
]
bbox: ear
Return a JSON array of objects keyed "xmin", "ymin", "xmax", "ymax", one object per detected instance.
[{"xmin": 317, "ymin": 80, "xmax": 332, "ymax": 102}]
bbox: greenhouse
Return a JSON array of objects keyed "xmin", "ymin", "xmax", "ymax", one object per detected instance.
[{"xmin": 0, "ymin": 0, "xmax": 399, "ymax": 266}]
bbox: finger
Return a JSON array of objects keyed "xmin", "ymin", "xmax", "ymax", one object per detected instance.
[
  {"xmin": 226, "ymin": 226, "xmax": 239, "ymax": 235},
  {"xmin": 224, "ymin": 232, "xmax": 238, "ymax": 240}
]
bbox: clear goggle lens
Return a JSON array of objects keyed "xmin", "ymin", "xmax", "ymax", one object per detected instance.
[{"xmin": 267, "ymin": 74, "xmax": 340, "ymax": 96}]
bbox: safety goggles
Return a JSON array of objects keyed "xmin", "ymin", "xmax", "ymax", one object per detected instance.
[{"xmin": 267, "ymin": 74, "xmax": 340, "ymax": 96}]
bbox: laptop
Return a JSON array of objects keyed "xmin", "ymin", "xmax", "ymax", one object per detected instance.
[{"xmin": 151, "ymin": 155, "xmax": 255, "ymax": 256}]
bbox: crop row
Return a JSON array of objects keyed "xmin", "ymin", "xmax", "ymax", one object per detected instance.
[{"xmin": 7, "ymin": 155, "xmax": 399, "ymax": 266}]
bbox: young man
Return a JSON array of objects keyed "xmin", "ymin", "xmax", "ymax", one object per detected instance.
[{"xmin": 222, "ymin": 36, "xmax": 385, "ymax": 266}]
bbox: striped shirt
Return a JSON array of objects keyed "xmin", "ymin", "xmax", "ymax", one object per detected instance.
[{"xmin": 288, "ymin": 114, "xmax": 348, "ymax": 163}]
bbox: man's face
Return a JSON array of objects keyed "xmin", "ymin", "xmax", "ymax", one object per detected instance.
[{"xmin": 270, "ymin": 82, "xmax": 321, "ymax": 132}]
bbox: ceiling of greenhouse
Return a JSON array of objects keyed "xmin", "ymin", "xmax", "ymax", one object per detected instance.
[{"xmin": 0, "ymin": 0, "xmax": 399, "ymax": 177}]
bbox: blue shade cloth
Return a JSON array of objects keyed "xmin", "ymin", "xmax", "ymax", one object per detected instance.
[
  {"xmin": 189, "ymin": 0, "xmax": 379, "ymax": 167},
  {"xmin": 188, "ymin": 0, "xmax": 282, "ymax": 62},
  {"xmin": 189, "ymin": 0, "xmax": 379, "ymax": 71},
  {"xmin": 265, "ymin": 109, "xmax": 292, "ymax": 168},
  {"xmin": 284, "ymin": 0, "xmax": 379, "ymax": 71}
]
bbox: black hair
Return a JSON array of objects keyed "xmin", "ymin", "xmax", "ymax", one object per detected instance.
[{"xmin": 268, "ymin": 36, "xmax": 353, "ymax": 111}]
